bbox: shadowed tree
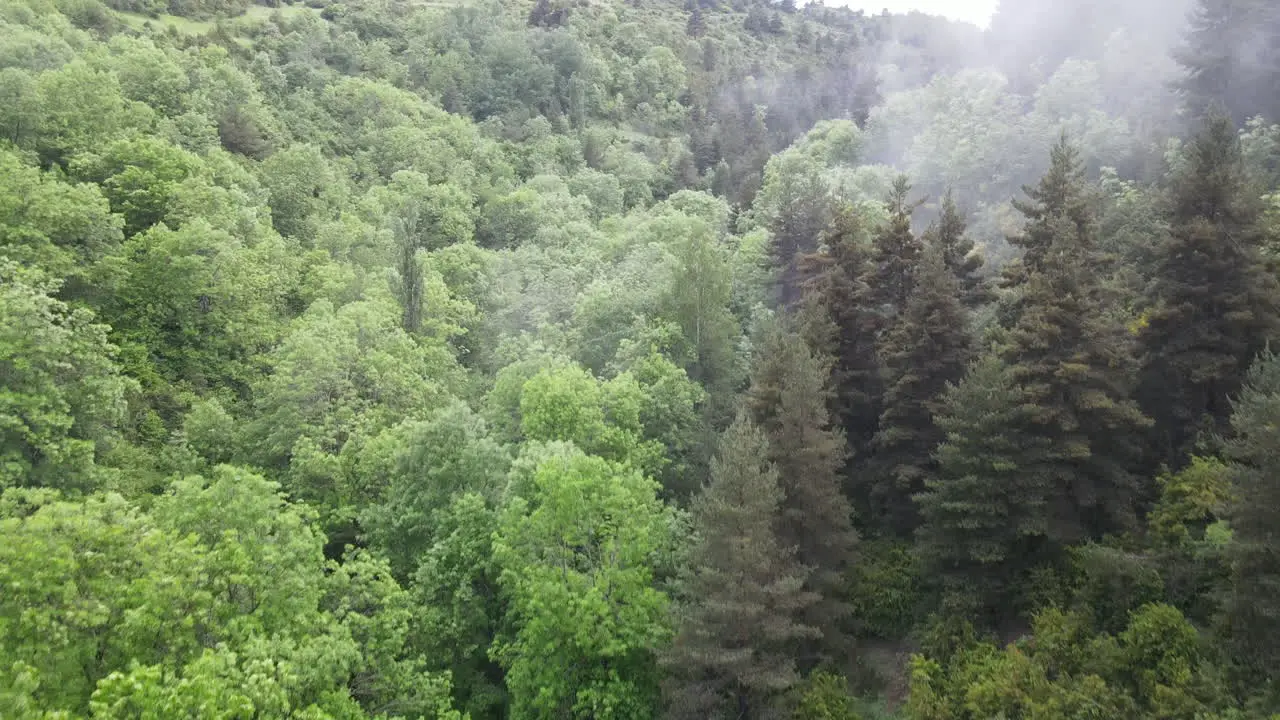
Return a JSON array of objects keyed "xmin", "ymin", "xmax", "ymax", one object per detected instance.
[
  {"xmin": 1000, "ymin": 148, "xmax": 1151, "ymax": 543},
  {"xmin": 915, "ymin": 355, "xmax": 1053, "ymax": 622},
  {"xmin": 869, "ymin": 246, "xmax": 972, "ymax": 536},
  {"xmin": 1138, "ymin": 114, "xmax": 1280, "ymax": 466},
  {"xmin": 663, "ymin": 415, "xmax": 818, "ymax": 720},
  {"xmin": 747, "ymin": 319, "xmax": 857, "ymax": 668}
]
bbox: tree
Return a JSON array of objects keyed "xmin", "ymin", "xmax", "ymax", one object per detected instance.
[
  {"xmin": 757, "ymin": 151, "xmax": 832, "ymax": 305},
  {"xmin": 1000, "ymin": 141, "xmax": 1151, "ymax": 544},
  {"xmin": 663, "ymin": 415, "xmax": 818, "ymax": 720},
  {"xmin": 1138, "ymin": 114, "xmax": 1280, "ymax": 466},
  {"xmin": 865, "ymin": 175, "xmax": 924, "ymax": 333},
  {"xmin": 1223, "ymin": 348, "xmax": 1280, "ymax": 700},
  {"xmin": 747, "ymin": 319, "xmax": 857, "ymax": 667},
  {"xmin": 924, "ymin": 190, "xmax": 988, "ymax": 310},
  {"xmin": 686, "ymin": 5, "xmax": 706, "ymax": 37},
  {"xmin": 869, "ymin": 246, "xmax": 971, "ymax": 536},
  {"xmin": 0, "ymin": 263, "xmax": 131, "ymax": 493},
  {"xmin": 492, "ymin": 448, "xmax": 673, "ymax": 720},
  {"xmin": 1174, "ymin": 0, "xmax": 1280, "ymax": 125},
  {"xmin": 362, "ymin": 401, "xmax": 511, "ymax": 579},
  {"xmin": 999, "ymin": 136, "xmax": 1093, "ymax": 326},
  {"xmin": 659, "ymin": 216, "xmax": 742, "ymax": 424},
  {"xmin": 914, "ymin": 355, "xmax": 1053, "ymax": 620},
  {"xmin": 796, "ymin": 206, "xmax": 882, "ymax": 470}
]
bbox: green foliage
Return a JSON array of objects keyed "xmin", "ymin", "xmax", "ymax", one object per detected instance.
[
  {"xmin": 1223, "ymin": 348, "xmax": 1280, "ymax": 698},
  {"xmin": 0, "ymin": 262, "xmax": 132, "ymax": 492},
  {"xmin": 493, "ymin": 448, "xmax": 673, "ymax": 720},
  {"xmin": 793, "ymin": 672, "xmax": 863, "ymax": 720},
  {"xmin": 906, "ymin": 604, "xmax": 1230, "ymax": 720}
]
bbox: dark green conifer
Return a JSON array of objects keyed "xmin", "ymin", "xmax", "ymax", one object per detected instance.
[
  {"xmin": 1001, "ymin": 165, "xmax": 1151, "ymax": 542},
  {"xmin": 747, "ymin": 319, "xmax": 857, "ymax": 668},
  {"xmin": 797, "ymin": 205, "xmax": 883, "ymax": 466},
  {"xmin": 1138, "ymin": 114, "xmax": 1280, "ymax": 466},
  {"xmin": 1223, "ymin": 349, "xmax": 1280, "ymax": 700},
  {"xmin": 915, "ymin": 355, "xmax": 1053, "ymax": 621},
  {"xmin": 869, "ymin": 246, "xmax": 972, "ymax": 536},
  {"xmin": 924, "ymin": 190, "xmax": 989, "ymax": 310},
  {"xmin": 998, "ymin": 137, "xmax": 1093, "ymax": 327},
  {"xmin": 663, "ymin": 415, "xmax": 819, "ymax": 720},
  {"xmin": 865, "ymin": 176, "xmax": 924, "ymax": 331}
]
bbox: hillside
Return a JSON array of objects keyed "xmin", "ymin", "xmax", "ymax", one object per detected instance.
[{"xmin": 3, "ymin": 0, "xmax": 1280, "ymax": 717}]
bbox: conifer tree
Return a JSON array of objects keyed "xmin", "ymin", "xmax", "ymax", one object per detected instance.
[
  {"xmin": 1174, "ymin": 0, "xmax": 1280, "ymax": 124},
  {"xmin": 1001, "ymin": 155, "xmax": 1152, "ymax": 542},
  {"xmin": 1223, "ymin": 348, "xmax": 1280, "ymax": 699},
  {"xmin": 924, "ymin": 190, "xmax": 988, "ymax": 310},
  {"xmin": 1138, "ymin": 114, "xmax": 1280, "ymax": 465},
  {"xmin": 869, "ymin": 246, "xmax": 972, "ymax": 536},
  {"xmin": 999, "ymin": 137, "xmax": 1093, "ymax": 326},
  {"xmin": 797, "ymin": 205, "xmax": 883, "ymax": 467},
  {"xmin": 865, "ymin": 176, "xmax": 924, "ymax": 331},
  {"xmin": 663, "ymin": 415, "xmax": 819, "ymax": 720},
  {"xmin": 747, "ymin": 319, "xmax": 857, "ymax": 668},
  {"xmin": 915, "ymin": 355, "xmax": 1053, "ymax": 621}
]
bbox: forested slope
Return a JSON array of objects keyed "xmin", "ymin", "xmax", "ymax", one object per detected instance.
[{"xmin": 3, "ymin": 0, "xmax": 1280, "ymax": 717}]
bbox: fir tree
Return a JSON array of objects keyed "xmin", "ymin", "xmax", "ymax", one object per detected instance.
[
  {"xmin": 797, "ymin": 205, "xmax": 883, "ymax": 469},
  {"xmin": 747, "ymin": 318, "xmax": 857, "ymax": 668},
  {"xmin": 924, "ymin": 189, "xmax": 989, "ymax": 310},
  {"xmin": 1174, "ymin": 0, "xmax": 1280, "ymax": 124},
  {"xmin": 999, "ymin": 137, "xmax": 1092, "ymax": 327},
  {"xmin": 1223, "ymin": 348, "xmax": 1280, "ymax": 701},
  {"xmin": 915, "ymin": 355, "xmax": 1053, "ymax": 621},
  {"xmin": 663, "ymin": 415, "xmax": 819, "ymax": 720},
  {"xmin": 865, "ymin": 176, "xmax": 924, "ymax": 332},
  {"xmin": 1138, "ymin": 114, "xmax": 1280, "ymax": 466},
  {"xmin": 869, "ymin": 246, "xmax": 972, "ymax": 536},
  {"xmin": 686, "ymin": 5, "xmax": 706, "ymax": 38},
  {"xmin": 1001, "ymin": 175, "xmax": 1151, "ymax": 543}
]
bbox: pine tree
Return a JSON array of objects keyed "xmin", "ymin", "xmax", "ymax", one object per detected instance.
[
  {"xmin": 796, "ymin": 205, "xmax": 883, "ymax": 469},
  {"xmin": 869, "ymin": 246, "xmax": 972, "ymax": 536},
  {"xmin": 1138, "ymin": 114, "xmax": 1280, "ymax": 466},
  {"xmin": 1001, "ymin": 162, "xmax": 1151, "ymax": 543},
  {"xmin": 747, "ymin": 319, "xmax": 857, "ymax": 668},
  {"xmin": 663, "ymin": 415, "xmax": 819, "ymax": 720},
  {"xmin": 1223, "ymin": 348, "xmax": 1280, "ymax": 699},
  {"xmin": 915, "ymin": 355, "xmax": 1053, "ymax": 621},
  {"xmin": 924, "ymin": 190, "xmax": 989, "ymax": 310},
  {"xmin": 865, "ymin": 176, "xmax": 924, "ymax": 332}
]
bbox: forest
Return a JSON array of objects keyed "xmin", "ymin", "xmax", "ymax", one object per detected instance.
[{"xmin": 3, "ymin": 0, "xmax": 1280, "ymax": 715}]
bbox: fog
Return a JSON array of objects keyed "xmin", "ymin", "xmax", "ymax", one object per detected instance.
[{"xmin": 829, "ymin": 0, "xmax": 998, "ymax": 28}]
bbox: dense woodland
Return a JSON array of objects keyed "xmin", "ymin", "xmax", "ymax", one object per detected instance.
[{"xmin": 4, "ymin": 0, "xmax": 1280, "ymax": 716}]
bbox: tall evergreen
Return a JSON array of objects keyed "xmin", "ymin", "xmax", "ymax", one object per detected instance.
[
  {"xmin": 1138, "ymin": 114, "xmax": 1280, "ymax": 466},
  {"xmin": 1001, "ymin": 142, "xmax": 1151, "ymax": 543},
  {"xmin": 924, "ymin": 190, "xmax": 989, "ymax": 310},
  {"xmin": 1174, "ymin": 0, "xmax": 1280, "ymax": 124},
  {"xmin": 797, "ymin": 205, "xmax": 883, "ymax": 468},
  {"xmin": 915, "ymin": 355, "xmax": 1053, "ymax": 621},
  {"xmin": 999, "ymin": 137, "xmax": 1093, "ymax": 327},
  {"xmin": 1223, "ymin": 349, "xmax": 1280, "ymax": 702},
  {"xmin": 663, "ymin": 415, "xmax": 819, "ymax": 720},
  {"xmin": 747, "ymin": 319, "xmax": 857, "ymax": 668},
  {"xmin": 865, "ymin": 176, "xmax": 924, "ymax": 331},
  {"xmin": 869, "ymin": 246, "xmax": 972, "ymax": 536}
]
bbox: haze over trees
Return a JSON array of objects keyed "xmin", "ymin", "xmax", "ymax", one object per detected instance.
[{"xmin": 4, "ymin": 0, "xmax": 1280, "ymax": 717}]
